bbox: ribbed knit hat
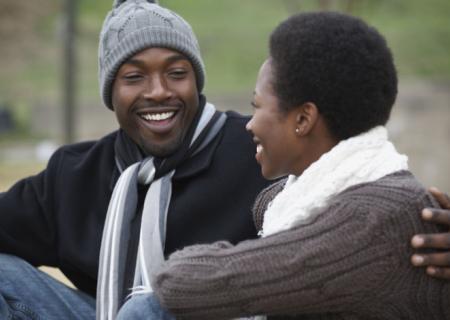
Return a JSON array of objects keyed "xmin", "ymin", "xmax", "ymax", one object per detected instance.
[{"xmin": 99, "ymin": 0, "xmax": 205, "ymax": 110}]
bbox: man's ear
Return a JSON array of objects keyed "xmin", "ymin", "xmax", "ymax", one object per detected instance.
[{"xmin": 294, "ymin": 102, "xmax": 319, "ymax": 136}]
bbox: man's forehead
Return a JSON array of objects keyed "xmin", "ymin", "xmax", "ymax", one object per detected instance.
[{"xmin": 126, "ymin": 47, "xmax": 190, "ymax": 63}]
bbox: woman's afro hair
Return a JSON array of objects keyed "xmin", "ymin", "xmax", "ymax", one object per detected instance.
[{"xmin": 270, "ymin": 11, "xmax": 397, "ymax": 140}]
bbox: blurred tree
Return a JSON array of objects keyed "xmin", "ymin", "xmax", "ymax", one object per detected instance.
[
  {"xmin": 0, "ymin": 0, "xmax": 57, "ymax": 59},
  {"xmin": 62, "ymin": 0, "xmax": 78, "ymax": 143},
  {"xmin": 282, "ymin": 0, "xmax": 359, "ymax": 13}
]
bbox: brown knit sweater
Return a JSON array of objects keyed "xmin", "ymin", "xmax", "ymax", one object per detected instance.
[{"xmin": 153, "ymin": 171, "xmax": 449, "ymax": 319}]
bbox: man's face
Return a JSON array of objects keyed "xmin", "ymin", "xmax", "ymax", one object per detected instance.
[{"xmin": 112, "ymin": 47, "xmax": 199, "ymax": 157}]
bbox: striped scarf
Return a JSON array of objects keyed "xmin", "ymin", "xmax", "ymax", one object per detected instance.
[{"xmin": 97, "ymin": 98, "xmax": 227, "ymax": 320}]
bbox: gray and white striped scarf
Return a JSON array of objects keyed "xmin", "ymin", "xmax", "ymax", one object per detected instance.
[{"xmin": 97, "ymin": 101, "xmax": 227, "ymax": 320}]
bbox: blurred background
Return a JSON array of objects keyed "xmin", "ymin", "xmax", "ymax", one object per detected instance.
[{"xmin": 0, "ymin": 0, "xmax": 449, "ymax": 193}]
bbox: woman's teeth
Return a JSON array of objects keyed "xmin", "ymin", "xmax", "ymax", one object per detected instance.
[
  {"xmin": 140, "ymin": 111, "xmax": 175, "ymax": 121},
  {"xmin": 256, "ymin": 144, "xmax": 263, "ymax": 153}
]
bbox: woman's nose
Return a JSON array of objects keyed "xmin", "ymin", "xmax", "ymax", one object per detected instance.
[{"xmin": 245, "ymin": 117, "xmax": 253, "ymax": 132}]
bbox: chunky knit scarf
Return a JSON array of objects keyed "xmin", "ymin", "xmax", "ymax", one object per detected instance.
[
  {"xmin": 97, "ymin": 97, "xmax": 227, "ymax": 320},
  {"xmin": 261, "ymin": 126, "xmax": 408, "ymax": 237}
]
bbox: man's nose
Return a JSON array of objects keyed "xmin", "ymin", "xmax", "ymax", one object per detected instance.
[{"xmin": 142, "ymin": 75, "xmax": 172, "ymax": 101}]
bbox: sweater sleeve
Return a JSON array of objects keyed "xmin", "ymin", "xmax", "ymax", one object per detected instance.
[
  {"xmin": 153, "ymin": 198, "xmax": 400, "ymax": 319},
  {"xmin": 0, "ymin": 149, "xmax": 63, "ymax": 267},
  {"xmin": 252, "ymin": 178, "xmax": 287, "ymax": 231}
]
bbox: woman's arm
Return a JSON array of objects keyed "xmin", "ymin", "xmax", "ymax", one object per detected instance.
[{"xmin": 153, "ymin": 200, "xmax": 399, "ymax": 319}]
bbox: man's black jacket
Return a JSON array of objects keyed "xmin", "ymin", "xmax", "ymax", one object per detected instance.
[{"xmin": 0, "ymin": 112, "xmax": 269, "ymax": 296}]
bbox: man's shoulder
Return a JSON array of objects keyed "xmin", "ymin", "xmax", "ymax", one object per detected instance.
[
  {"xmin": 223, "ymin": 110, "xmax": 251, "ymax": 128},
  {"xmin": 220, "ymin": 111, "xmax": 252, "ymax": 143},
  {"xmin": 47, "ymin": 131, "xmax": 118, "ymax": 173},
  {"xmin": 224, "ymin": 110, "xmax": 251, "ymax": 121},
  {"xmin": 57, "ymin": 131, "xmax": 117, "ymax": 157}
]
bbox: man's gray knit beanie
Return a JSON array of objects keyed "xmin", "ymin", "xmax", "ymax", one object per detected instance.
[{"xmin": 99, "ymin": 0, "xmax": 205, "ymax": 110}]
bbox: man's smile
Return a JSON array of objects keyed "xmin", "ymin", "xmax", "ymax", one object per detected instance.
[
  {"xmin": 139, "ymin": 111, "xmax": 176, "ymax": 121},
  {"xmin": 135, "ymin": 108, "xmax": 182, "ymax": 135}
]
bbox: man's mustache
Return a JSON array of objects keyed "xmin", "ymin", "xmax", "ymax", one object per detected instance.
[{"xmin": 133, "ymin": 99, "xmax": 183, "ymax": 109}]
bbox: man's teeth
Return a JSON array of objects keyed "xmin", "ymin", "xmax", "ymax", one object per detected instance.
[
  {"xmin": 256, "ymin": 144, "xmax": 263, "ymax": 153},
  {"xmin": 141, "ymin": 111, "xmax": 175, "ymax": 121}
]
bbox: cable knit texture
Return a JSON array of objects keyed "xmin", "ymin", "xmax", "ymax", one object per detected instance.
[{"xmin": 153, "ymin": 171, "xmax": 450, "ymax": 319}]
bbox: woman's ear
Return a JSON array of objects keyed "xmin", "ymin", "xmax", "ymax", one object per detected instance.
[{"xmin": 294, "ymin": 102, "xmax": 319, "ymax": 136}]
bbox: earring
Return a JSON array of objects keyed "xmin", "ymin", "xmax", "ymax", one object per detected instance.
[{"xmin": 295, "ymin": 128, "xmax": 300, "ymax": 134}]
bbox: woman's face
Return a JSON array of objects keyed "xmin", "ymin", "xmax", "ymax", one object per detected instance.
[{"xmin": 246, "ymin": 60, "xmax": 302, "ymax": 180}]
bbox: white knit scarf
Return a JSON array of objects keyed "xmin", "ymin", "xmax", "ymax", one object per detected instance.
[{"xmin": 261, "ymin": 126, "xmax": 408, "ymax": 237}]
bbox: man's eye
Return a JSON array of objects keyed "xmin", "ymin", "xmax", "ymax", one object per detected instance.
[
  {"xmin": 123, "ymin": 74, "xmax": 144, "ymax": 82},
  {"xmin": 169, "ymin": 69, "xmax": 188, "ymax": 79}
]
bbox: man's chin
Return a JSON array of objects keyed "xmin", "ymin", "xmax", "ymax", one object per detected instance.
[{"xmin": 140, "ymin": 140, "xmax": 181, "ymax": 158}]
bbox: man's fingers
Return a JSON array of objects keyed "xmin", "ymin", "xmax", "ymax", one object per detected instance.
[
  {"xmin": 421, "ymin": 208, "xmax": 450, "ymax": 226},
  {"xmin": 429, "ymin": 187, "xmax": 450, "ymax": 209},
  {"xmin": 425, "ymin": 266, "xmax": 450, "ymax": 280},
  {"xmin": 411, "ymin": 252, "xmax": 450, "ymax": 267},
  {"xmin": 412, "ymin": 189, "xmax": 450, "ymax": 279},
  {"xmin": 411, "ymin": 233, "xmax": 450, "ymax": 249}
]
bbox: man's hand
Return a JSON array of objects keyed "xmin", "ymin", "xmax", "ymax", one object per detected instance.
[{"xmin": 411, "ymin": 187, "xmax": 450, "ymax": 279}]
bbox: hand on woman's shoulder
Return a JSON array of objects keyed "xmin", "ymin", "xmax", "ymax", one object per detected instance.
[{"xmin": 411, "ymin": 187, "xmax": 450, "ymax": 280}]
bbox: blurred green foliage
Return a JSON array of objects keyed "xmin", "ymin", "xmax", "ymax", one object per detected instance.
[
  {"xmin": 74, "ymin": 0, "xmax": 450, "ymax": 95},
  {"xmin": 0, "ymin": 0, "xmax": 449, "ymax": 130},
  {"xmin": 1, "ymin": 0, "xmax": 449, "ymax": 191}
]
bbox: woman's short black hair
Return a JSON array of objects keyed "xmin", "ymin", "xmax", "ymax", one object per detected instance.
[{"xmin": 269, "ymin": 11, "xmax": 397, "ymax": 140}]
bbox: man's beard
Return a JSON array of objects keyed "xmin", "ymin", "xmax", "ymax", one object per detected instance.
[{"xmin": 138, "ymin": 131, "xmax": 184, "ymax": 158}]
